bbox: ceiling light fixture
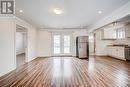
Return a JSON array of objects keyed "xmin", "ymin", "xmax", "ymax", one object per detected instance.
[
  {"xmin": 19, "ymin": 10, "xmax": 23, "ymax": 13},
  {"xmin": 98, "ymin": 11, "xmax": 102, "ymax": 14},
  {"xmin": 53, "ymin": 8, "xmax": 63, "ymax": 15}
]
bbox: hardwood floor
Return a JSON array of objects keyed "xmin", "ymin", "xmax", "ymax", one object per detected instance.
[
  {"xmin": 0, "ymin": 56, "xmax": 130, "ymax": 87},
  {"xmin": 16, "ymin": 53, "xmax": 26, "ymax": 67}
]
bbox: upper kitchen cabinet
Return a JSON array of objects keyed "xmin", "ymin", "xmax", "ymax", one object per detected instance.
[
  {"xmin": 101, "ymin": 23, "xmax": 129, "ymax": 40},
  {"xmin": 101, "ymin": 27, "xmax": 117, "ymax": 40},
  {"xmin": 116, "ymin": 26, "xmax": 126, "ymax": 39},
  {"xmin": 100, "ymin": 15, "xmax": 130, "ymax": 40},
  {"xmin": 125, "ymin": 24, "xmax": 130, "ymax": 39},
  {"xmin": 115, "ymin": 24, "xmax": 130, "ymax": 39},
  {"xmin": 117, "ymin": 15, "xmax": 130, "ymax": 39}
]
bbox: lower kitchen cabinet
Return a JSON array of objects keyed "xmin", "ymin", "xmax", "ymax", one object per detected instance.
[
  {"xmin": 107, "ymin": 46, "xmax": 125, "ymax": 60},
  {"xmin": 117, "ymin": 47, "xmax": 125, "ymax": 59}
]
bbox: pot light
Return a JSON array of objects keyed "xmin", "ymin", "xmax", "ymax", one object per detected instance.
[
  {"xmin": 53, "ymin": 8, "xmax": 63, "ymax": 15},
  {"xmin": 98, "ymin": 11, "xmax": 102, "ymax": 14},
  {"xmin": 19, "ymin": 10, "xmax": 23, "ymax": 13}
]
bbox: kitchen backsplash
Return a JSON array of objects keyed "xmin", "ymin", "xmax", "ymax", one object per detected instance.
[{"xmin": 112, "ymin": 39, "xmax": 130, "ymax": 45}]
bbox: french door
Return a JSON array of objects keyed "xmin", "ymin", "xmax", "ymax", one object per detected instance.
[{"xmin": 52, "ymin": 33, "xmax": 72, "ymax": 56}]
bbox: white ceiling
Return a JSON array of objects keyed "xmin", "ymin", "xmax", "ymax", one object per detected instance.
[{"xmin": 15, "ymin": 0, "xmax": 130, "ymax": 29}]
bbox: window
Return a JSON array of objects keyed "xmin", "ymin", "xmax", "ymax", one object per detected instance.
[
  {"xmin": 52, "ymin": 33, "xmax": 72, "ymax": 55},
  {"xmin": 53, "ymin": 35, "xmax": 61, "ymax": 54},
  {"xmin": 64, "ymin": 35, "xmax": 70, "ymax": 54}
]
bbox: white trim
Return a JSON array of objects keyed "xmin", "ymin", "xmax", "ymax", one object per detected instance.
[{"xmin": 16, "ymin": 25, "xmax": 28, "ymax": 63}]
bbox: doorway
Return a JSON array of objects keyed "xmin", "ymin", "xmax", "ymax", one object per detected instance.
[
  {"xmin": 52, "ymin": 32, "xmax": 72, "ymax": 56},
  {"xmin": 16, "ymin": 25, "xmax": 27, "ymax": 67},
  {"xmin": 89, "ymin": 33, "xmax": 96, "ymax": 55},
  {"xmin": 94, "ymin": 33, "xmax": 96, "ymax": 54}
]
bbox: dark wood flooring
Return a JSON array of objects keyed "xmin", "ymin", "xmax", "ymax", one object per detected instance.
[{"xmin": 0, "ymin": 56, "xmax": 130, "ymax": 87}]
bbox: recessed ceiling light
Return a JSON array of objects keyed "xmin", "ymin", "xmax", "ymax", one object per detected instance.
[
  {"xmin": 19, "ymin": 10, "xmax": 23, "ymax": 13},
  {"xmin": 53, "ymin": 8, "xmax": 63, "ymax": 15},
  {"xmin": 98, "ymin": 11, "xmax": 102, "ymax": 14}
]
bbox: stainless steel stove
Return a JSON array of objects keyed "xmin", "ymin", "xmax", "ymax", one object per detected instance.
[{"xmin": 125, "ymin": 46, "xmax": 130, "ymax": 60}]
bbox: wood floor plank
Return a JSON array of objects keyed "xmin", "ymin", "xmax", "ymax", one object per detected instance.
[{"xmin": 0, "ymin": 56, "xmax": 130, "ymax": 87}]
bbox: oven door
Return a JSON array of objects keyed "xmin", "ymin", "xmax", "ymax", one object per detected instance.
[{"xmin": 125, "ymin": 47, "xmax": 130, "ymax": 60}]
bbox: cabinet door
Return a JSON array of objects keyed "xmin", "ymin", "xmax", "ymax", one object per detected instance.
[
  {"xmin": 103, "ymin": 28, "xmax": 115, "ymax": 39},
  {"xmin": 108, "ymin": 47, "xmax": 112, "ymax": 56},
  {"xmin": 125, "ymin": 27, "xmax": 130, "ymax": 38},
  {"xmin": 108, "ymin": 47, "xmax": 125, "ymax": 60},
  {"xmin": 117, "ymin": 47, "xmax": 125, "ymax": 59},
  {"xmin": 117, "ymin": 28, "xmax": 125, "ymax": 39},
  {"xmin": 113, "ymin": 29, "xmax": 117, "ymax": 39},
  {"xmin": 112, "ymin": 47, "xmax": 118, "ymax": 57}
]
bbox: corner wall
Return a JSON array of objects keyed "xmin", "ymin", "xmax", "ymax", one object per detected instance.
[
  {"xmin": 0, "ymin": 17, "xmax": 16, "ymax": 76},
  {"xmin": 0, "ymin": 17, "xmax": 38, "ymax": 77},
  {"xmin": 37, "ymin": 29, "xmax": 88, "ymax": 57},
  {"xmin": 94, "ymin": 30, "xmax": 113, "ymax": 56},
  {"xmin": 37, "ymin": 30, "xmax": 52, "ymax": 57}
]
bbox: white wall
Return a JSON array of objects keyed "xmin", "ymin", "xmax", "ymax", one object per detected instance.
[
  {"xmin": 37, "ymin": 29, "xmax": 88, "ymax": 57},
  {"xmin": 37, "ymin": 30, "xmax": 52, "ymax": 57},
  {"xmin": 0, "ymin": 17, "xmax": 38, "ymax": 77},
  {"xmin": 94, "ymin": 30, "xmax": 112, "ymax": 56},
  {"xmin": 0, "ymin": 17, "xmax": 16, "ymax": 76},
  {"xmin": 89, "ymin": 33, "xmax": 94, "ymax": 53}
]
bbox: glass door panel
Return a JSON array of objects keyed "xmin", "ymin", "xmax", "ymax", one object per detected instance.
[
  {"xmin": 52, "ymin": 33, "xmax": 72, "ymax": 56},
  {"xmin": 53, "ymin": 35, "xmax": 61, "ymax": 54},
  {"xmin": 63, "ymin": 35, "xmax": 70, "ymax": 54}
]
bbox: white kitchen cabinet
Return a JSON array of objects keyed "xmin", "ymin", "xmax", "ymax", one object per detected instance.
[
  {"xmin": 114, "ymin": 25, "xmax": 130, "ymax": 39},
  {"xmin": 107, "ymin": 46, "xmax": 125, "ymax": 60},
  {"xmin": 108, "ymin": 47, "xmax": 117, "ymax": 57},
  {"xmin": 101, "ymin": 28, "xmax": 117, "ymax": 40},
  {"xmin": 101, "ymin": 24, "xmax": 130, "ymax": 40},
  {"xmin": 111, "ymin": 47, "xmax": 119, "ymax": 58},
  {"xmin": 116, "ymin": 27, "xmax": 126, "ymax": 39},
  {"xmin": 112, "ymin": 47, "xmax": 118, "ymax": 57},
  {"xmin": 117, "ymin": 47, "xmax": 125, "ymax": 60},
  {"xmin": 125, "ymin": 26, "xmax": 130, "ymax": 39},
  {"xmin": 108, "ymin": 47, "xmax": 112, "ymax": 56}
]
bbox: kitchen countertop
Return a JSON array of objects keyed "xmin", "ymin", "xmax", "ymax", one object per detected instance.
[{"xmin": 107, "ymin": 45, "xmax": 130, "ymax": 48}]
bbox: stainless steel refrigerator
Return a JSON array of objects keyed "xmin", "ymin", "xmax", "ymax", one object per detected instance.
[{"xmin": 76, "ymin": 36, "xmax": 89, "ymax": 58}]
